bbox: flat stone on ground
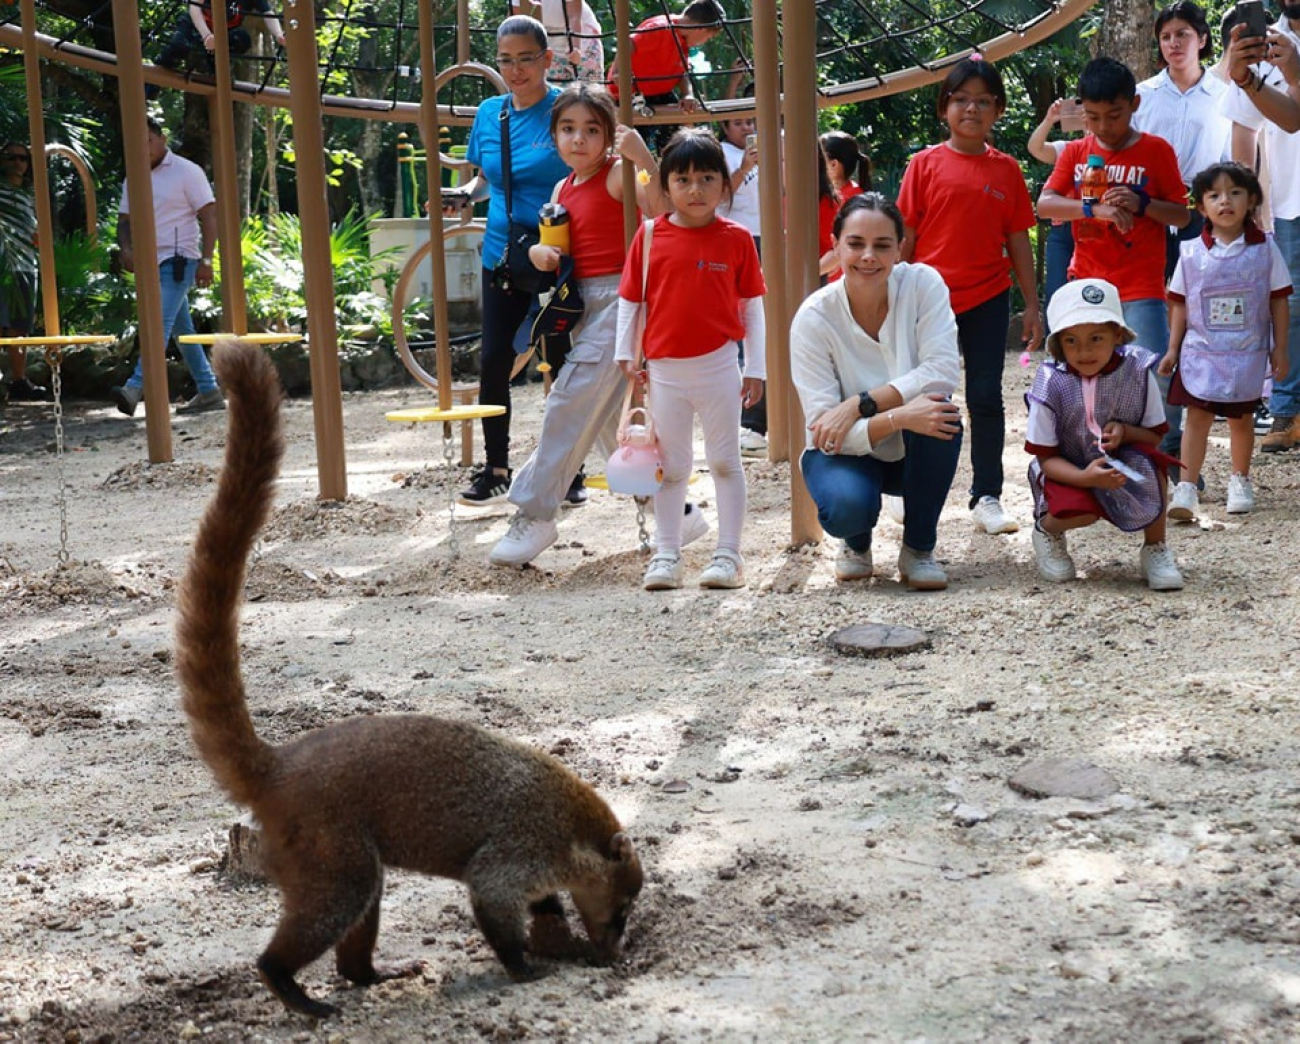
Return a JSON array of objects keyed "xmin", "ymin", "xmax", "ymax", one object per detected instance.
[
  {"xmin": 1009, "ymin": 758, "xmax": 1119, "ymax": 800},
  {"xmin": 829, "ymin": 623, "xmax": 930, "ymax": 658}
]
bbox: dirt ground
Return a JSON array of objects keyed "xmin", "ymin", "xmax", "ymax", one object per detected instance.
[{"xmin": 1, "ymin": 359, "xmax": 1299, "ymax": 1043}]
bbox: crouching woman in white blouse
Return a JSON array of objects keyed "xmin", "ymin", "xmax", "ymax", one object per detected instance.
[{"xmin": 790, "ymin": 192, "xmax": 964, "ymax": 590}]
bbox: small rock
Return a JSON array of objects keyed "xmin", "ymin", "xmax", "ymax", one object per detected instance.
[
  {"xmin": 1009, "ymin": 758, "xmax": 1118, "ymax": 800},
  {"xmin": 951, "ymin": 803, "xmax": 990, "ymax": 827}
]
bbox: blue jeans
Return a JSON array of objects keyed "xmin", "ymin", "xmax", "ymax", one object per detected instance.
[
  {"xmin": 800, "ymin": 429, "xmax": 962, "ymax": 555},
  {"xmin": 1043, "ymin": 222, "xmax": 1073, "ymax": 330},
  {"xmin": 956, "ymin": 290, "xmax": 1009, "ymax": 506},
  {"xmin": 1121, "ymin": 296, "xmax": 1178, "ymax": 455},
  {"xmin": 125, "ymin": 258, "xmax": 218, "ymax": 393},
  {"xmin": 1270, "ymin": 215, "xmax": 1300, "ymax": 419}
]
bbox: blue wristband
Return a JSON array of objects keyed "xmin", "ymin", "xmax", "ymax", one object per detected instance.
[
  {"xmin": 1081, "ymin": 199, "xmax": 1094, "ymax": 219},
  {"xmin": 1134, "ymin": 187, "xmax": 1151, "ymax": 216}
]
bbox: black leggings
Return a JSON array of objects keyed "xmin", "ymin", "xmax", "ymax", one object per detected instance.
[{"xmin": 478, "ymin": 267, "xmax": 535, "ymax": 470}]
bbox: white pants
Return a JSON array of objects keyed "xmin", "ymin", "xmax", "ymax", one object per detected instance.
[
  {"xmin": 509, "ymin": 275, "xmax": 624, "ymax": 521},
  {"xmin": 648, "ymin": 342, "xmax": 745, "ymax": 554}
]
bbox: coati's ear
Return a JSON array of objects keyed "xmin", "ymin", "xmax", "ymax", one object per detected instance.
[{"xmin": 609, "ymin": 831, "xmax": 637, "ymax": 864}]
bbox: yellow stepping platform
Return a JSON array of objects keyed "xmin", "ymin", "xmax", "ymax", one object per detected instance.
[
  {"xmin": 177, "ymin": 333, "xmax": 304, "ymax": 345},
  {"xmin": 386, "ymin": 404, "xmax": 507, "ymax": 423}
]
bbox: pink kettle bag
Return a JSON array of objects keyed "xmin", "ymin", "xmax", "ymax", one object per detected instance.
[{"xmin": 606, "ymin": 219, "xmax": 664, "ymax": 497}]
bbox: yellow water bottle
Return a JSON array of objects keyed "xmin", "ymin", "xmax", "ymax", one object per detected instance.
[{"xmin": 538, "ymin": 202, "xmax": 570, "ymax": 253}]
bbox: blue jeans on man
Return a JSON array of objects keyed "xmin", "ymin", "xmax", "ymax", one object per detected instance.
[
  {"xmin": 124, "ymin": 258, "xmax": 219, "ymax": 394},
  {"xmin": 1269, "ymin": 215, "xmax": 1300, "ymax": 420},
  {"xmin": 1121, "ymin": 296, "xmax": 1178, "ymax": 456},
  {"xmin": 800, "ymin": 429, "xmax": 963, "ymax": 554}
]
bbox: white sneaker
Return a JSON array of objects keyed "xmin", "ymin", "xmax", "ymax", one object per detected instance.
[
  {"xmin": 679, "ymin": 503, "xmax": 710, "ymax": 547},
  {"xmin": 739, "ymin": 428, "xmax": 768, "ymax": 458},
  {"xmin": 1140, "ymin": 542, "xmax": 1184, "ymax": 591},
  {"xmin": 1226, "ymin": 473, "xmax": 1254, "ymax": 514},
  {"xmin": 643, "ymin": 552, "xmax": 683, "ymax": 590},
  {"xmin": 1031, "ymin": 525, "xmax": 1076, "ymax": 582},
  {"xmin": 834, "ymin": 542, "xmax": 873, "ymax": 581},
  {"xmin": 489, "ymin": 512, "xmax": 558, "ymax": 567},
  {"xmin": 699, "ymin": 549, "xmax": 745, "ymax": 589},
  {"xmin": 897, "ymin": 545, "xmax": 948, "ymax": 590},
  {"xmin": 881, "ymin": 494, "xmax": 906, "ymax": 526},
  {"xmin": 971, "ymin": 495, "xmax": 1019, "ymax": 534},
  {"xmin": 1168, "ymin": 481, "xmax": 1198, "ymax": 522}
]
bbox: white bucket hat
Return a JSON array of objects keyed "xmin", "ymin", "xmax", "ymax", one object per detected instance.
[{"xmin": 1046, "ymin": 278, "xmax": 1137, "ymax": 356}]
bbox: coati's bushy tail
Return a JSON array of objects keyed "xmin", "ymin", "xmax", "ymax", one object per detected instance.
[{"xmin": 175, "ymin": 340, "xmax": 283, "ymax": 806}]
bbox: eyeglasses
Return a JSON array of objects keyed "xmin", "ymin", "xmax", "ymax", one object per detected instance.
[
  {"xmin": 496, "ymin": 52, "xmax": 546, "ymax": 70},
  {"xmin": 948, "ymin": 94, "xmax": 997, "ymax": 111}
]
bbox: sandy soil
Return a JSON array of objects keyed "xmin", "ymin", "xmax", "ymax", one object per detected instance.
[{"xmin": 2, "ymin": 361, "xmax": 1299, "ymax": 1043}]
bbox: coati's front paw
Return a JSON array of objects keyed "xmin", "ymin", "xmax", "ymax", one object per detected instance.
[{"xmin": 505, "ymin": 958, "xmax": 549, "ymax": 984}]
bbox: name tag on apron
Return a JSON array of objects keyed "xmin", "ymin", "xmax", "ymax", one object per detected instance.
[{"xmin": 1206, "ymin": 293, "xmax": 1247, "ymax": 329}]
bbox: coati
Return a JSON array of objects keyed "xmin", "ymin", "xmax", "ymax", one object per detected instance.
[{"xmin": 175, "ymin": 341, "xmax": 642, "ymax": 1018}]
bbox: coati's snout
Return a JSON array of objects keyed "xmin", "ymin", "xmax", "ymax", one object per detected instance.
[{"xmin": 574, "ymin": 831, "xmax": 643, "ymax": 959}]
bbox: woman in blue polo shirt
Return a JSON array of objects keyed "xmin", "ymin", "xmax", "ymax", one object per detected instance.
[{"xmin": 453, "ymin": 16, "xmax": 570, "ymax": 504}]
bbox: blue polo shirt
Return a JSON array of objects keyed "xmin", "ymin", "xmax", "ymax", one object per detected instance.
[{"xmin": 466, "ymin": 86, "xmax": 569, "ymax": 268}]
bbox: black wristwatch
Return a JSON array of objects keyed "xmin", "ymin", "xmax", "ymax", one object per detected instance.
[{"xmin": 858, "ymin": 391, "xmax": 879, "ymax": 418}]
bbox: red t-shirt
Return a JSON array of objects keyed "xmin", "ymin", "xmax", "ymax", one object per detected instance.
[
  {"xmin": 819, "ymin": 193, "xmax": 842, "ymax": 282},
  {"xmin": 558, "ymin": 158, "xmax": 631, "ymax": 279},
  {"xmin": 608, "ymin": 15, "xmax": 689, "ymax": 99},
  {"xmin": 619, "ymin": 214, "xmax": 766, "ymax": 360},
  {"xmin": 1045, "ymin": 133, "xmax": 1185, "ymax": 302},
  {"xmin": 897, "ymin": 142, "xmax": 1036, "ymax": 314}
]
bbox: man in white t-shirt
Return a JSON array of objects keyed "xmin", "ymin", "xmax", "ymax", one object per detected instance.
[
  {"xmin": 1223, "ymin": 15, "xmax": 1300, "ymax": 449},
  {"xmin": 111, "ymin": 120, "xmax": 223, "ymax": 417}
]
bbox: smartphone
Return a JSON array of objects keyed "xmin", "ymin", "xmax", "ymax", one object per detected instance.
[
  {"xmin": 1237, "ymin": 0, "xmax": 1268, "ymax": 40},
  {"xmin": 745, "ymin": 133, "xmax": 757, "ymax": 150},
  {"xmin": 1059, "ymin": 98, "xmax": 1086, "ymax": 134}
]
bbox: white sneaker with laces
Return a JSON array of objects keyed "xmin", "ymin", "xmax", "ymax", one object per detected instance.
[
  {"xmin": 489, "ymin": 512, "xmax": 558, "ymax": 567},
  {"xmin": 835, "ymin": 543, "xmax": 873, "ymax": 581},
  {"xmin": 881, "ymin": 494, "xmax": 906, "ymax": 526},
  {"xmin": 897, "ymin": 545, "xmax": 948, "ymax": 590},
  {"xmin": 699, "ymin": 549, "xmax": 745, "ymax": 589},
  {"xmin": 739, "ymin": 428, "xmax": 768, "ymax": 458},
  {"xmin": 643, "ymin": 552, "xmax": 683, "ymax": 590},
  {"xmin": 1168, "ymin": 481, "xmax": 1198, "ymax": 522},
  {"xmin": 1031, "ymin": 525, "xmax": 1076, "ymax": 582},
  {"xmin": 1140, "ymin": 542, "xmax": 1184, "ymax": 591},
  {"xmin": 1226, "ymin": 473, "xmax": 1254, "ymax": 514},
  {"xmin": 971, "ymin": 495, "xmax": 1019, "ymax": 534},
  {"xmin": 678, "ymin": 503, "xmax": 710, "ymax": 547}
]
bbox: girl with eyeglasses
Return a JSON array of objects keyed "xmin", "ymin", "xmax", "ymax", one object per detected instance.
[
  {"xmin": 452, "ymin": 15, "xmax": 571, "ymax": 505},
  {"xmin": 897, "ymin": 56, "xmax": 1042, "ymax": 538},
  {"xmin": 0, "ymin": 142, "xmax": 44, "ymax": 403}
]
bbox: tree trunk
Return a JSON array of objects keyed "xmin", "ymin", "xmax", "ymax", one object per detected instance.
[{"xmin": 1097, "ymin": 0, "xmax": 1157, "ymax": 80}]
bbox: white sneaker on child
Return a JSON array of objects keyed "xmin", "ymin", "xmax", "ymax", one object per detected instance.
[
  {"xmin": 1168, "ymin": 481, "xmax": 1198, "ymax": 522},
  {"xmin": 489, "ymin": 512, "xmax": 558, "ymax": 567},
  {"xmin": 1140, "ymin": 542, "xmax": 1184, "ymax": 591},
  {"xmin": 699, "ymin": 549, "xmax": 745, "ymax": 589},
  {"xmin": 1226, "ymin": 473, "xmax": 1254, "ymax": 514},
  {"xmin": 643, "ymin": 552, "xmax": 683, "ymax": 591},
  {"xmin": 1031, "ymin": 525, "xmax": 1076, "ymax": 582},
  {"xmin": 881, "ymin": 495, "xmax": 906, "ymax": 526},
  {"xmin": 834, "ymin": 542, "xmax": 873, "ymax": 581},
  {"xmin": 739, "ymin": 428, "xmax": 768, "ymax": 457},
  {"xmin": 971, "ymin": 495, "xmax": 1019, "ymax": 534},
  {"xmin": 680, "ymin": 503, "xmax": 710, "ymax": 547}
]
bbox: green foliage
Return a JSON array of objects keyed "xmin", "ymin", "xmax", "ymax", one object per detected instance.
[{"xmin": 51, "ymin": 230, "xmax": 138, "ymax": 337}]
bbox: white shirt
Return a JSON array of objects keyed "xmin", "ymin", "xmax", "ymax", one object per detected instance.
[
  {"xmin": 119, "ymin": 149, "xmax": 215, "ymax": 265},
  {"xmin": 720, "ymin": 140, "xmax": 761, "ymax": 235},
  {"xmin": 1133, "ymin": 66, "xmax": 1232, "ymax": 184},
  {"xmin": 789, "ymin": 262, "xmax": 960, "ymax": 460},
  {"xmin": 1223, "ymin": 16, "xmax": 1300, "ymax": 221}
]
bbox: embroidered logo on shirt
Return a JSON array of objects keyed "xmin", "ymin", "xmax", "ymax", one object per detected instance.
[{"xmin": 697, "ymin": 260, "xmax": 730, "ymax": 273}]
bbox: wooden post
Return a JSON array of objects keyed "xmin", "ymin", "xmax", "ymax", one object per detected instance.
[
  {"xmin": 18, "ymin": 0, "xmax": 58, "ymax": 337},
  {"xmin": 283, "ymin": 0, "xmax": 348, "ymax": 500},
  {"xmin": 208, "ymin": 0, "xmax": 249, "ymax": 333},
  {"xmin": 419, "ymin": 0, "xmax": 454, "ymax": 413},
  {"xmin": 110, "ymin": 0, "xmax": 173, "ymax": 463},
  {"xmin": 613, "ymin": 0, "xmax": 638, "ymax": 246},
  {"xmin": 751, "ymin": 0, "xmax": 786, "ymax": 465},
  {"xmin": 781, "ymin": 0, "xmax": 821, "ymax": 546}
]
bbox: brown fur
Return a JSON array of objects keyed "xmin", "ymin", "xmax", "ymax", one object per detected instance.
[{"xmin": 175, "ymin": 342, "xmax": 642, "ymax": 1018}]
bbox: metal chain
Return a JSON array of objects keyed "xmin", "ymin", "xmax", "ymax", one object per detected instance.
[
  {"xmin": 634, "ymin": 496, "xmax": 651, "ymax": 554},
  {"xmin": 48, "ymin": 352, "xmax": 70, "ymax": 567},
  {"xmin": 442, "ymin": 427, "xmax": 459, "ymax": 559}
]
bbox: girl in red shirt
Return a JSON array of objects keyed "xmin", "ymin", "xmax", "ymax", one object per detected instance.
[
  {"xmin": 490, "ymin": 83, "xmax": 672, "ymax": 568},
  {"xmin": 616, "ymin": 130, "xmax": 767, "ymax": 591},
  {"xmin": 898, "ymin": 56, "xmax": 1043, "ymax": 536}
]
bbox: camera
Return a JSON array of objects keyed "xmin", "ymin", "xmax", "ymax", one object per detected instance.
[{"xmin": 169, "ymin": 254, "xmax": 188, "ymax": 282}]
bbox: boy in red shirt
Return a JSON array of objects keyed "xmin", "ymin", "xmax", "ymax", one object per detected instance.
[
  {"xmin": 607, "ymin": 0, "xmax": 725, "ymax": 151},
  {"xmin": 1038, "ymin": 56, "xmax": 1190, "ymax": 456}
]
